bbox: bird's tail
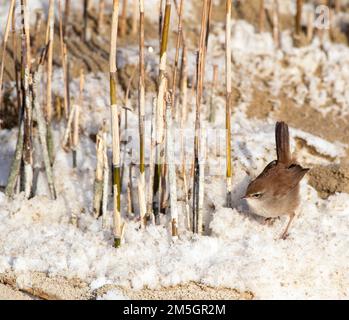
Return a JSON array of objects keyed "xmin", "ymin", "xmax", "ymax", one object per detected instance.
[{"xmin": 275, "ymin": 121, "xmax": 291, "ymax": 163}]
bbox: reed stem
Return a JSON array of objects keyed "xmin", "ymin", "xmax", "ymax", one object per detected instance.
[
  {"xmin": 193, "ymin": 0, "xmax": 209, "ymax": 234},
  {"xmin": 153, "ymin": 0, "xmax": 171, "ymax": 224},
  {"xmin": 110, "ymin": 0, "xmax": 122, "ymax": 247},
  {"xmin": 138, "ymin": 0, "xmax": 147, "ymax": 227},
  {"xmin": 225, "ymin": 0, "xmax": 233, "ymax": 208},
  {"xmin": 165, "ymin": 92, "xmax": 178, "ymax": 238},
  {"xmin": 0, "ymin": 0, "xmax": 15, "ymax": 111}
]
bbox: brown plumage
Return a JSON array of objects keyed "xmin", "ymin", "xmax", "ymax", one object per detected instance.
[{"xmin": 243, "ymin": 121, "xmax": 309, "ymax": 239}]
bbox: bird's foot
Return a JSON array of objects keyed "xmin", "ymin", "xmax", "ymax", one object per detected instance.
[
  {"xmin": 280, "ymin": 231, "xmax": 289, "ymax": 240},
  {"xmin": 263, "ymin": 217, "xmax": 277, "ymax": 226}
]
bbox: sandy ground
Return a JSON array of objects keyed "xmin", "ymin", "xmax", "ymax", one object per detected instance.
[{"xmin": 0, "ymin": 271, "xmax": 252, "ymax": 300}]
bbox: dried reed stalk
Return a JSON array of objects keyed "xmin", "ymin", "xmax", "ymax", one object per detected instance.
[
  {"xmin": 62, "ymin": 104, "xmax": 77, "ymax": 150},
  {"xmin": 171, "ymin": 0, "xmax": 184, "ymax": 118},
  {"xmin": 45, "ymin": 0, "xmax": 55, "ymax": 123},
  {"xmin": 138, "ymin": 0, "xmax": 147, "ymax": 227},
  {"xmin": 153, "ymin": 0, "xmax": 171, "ymax": 224},
  {"xmin": 120, "ymin": 66, "xmax": 136, "ymax": 190},
  {"xmin": 32, "ymin": 10, "xmax": 43, "ymax": 52},
  {"xmin": 102, "ymin": 126, "xmax": 109, "ymax": 227},
  {"xmin": 72, "ymin": 69, "xmax": 84, "ymax": 167},
  {"xmin": 23, "ymin": 65, "xmax": 33, "ymax": 198},
  {"xmin": 12, "ymin": 5, "xmax": 22, "ymax": 113},
  {"xmin": 146, "ymin": 97, "xmax": 156, "ymax": 223},
  {"xmin": 193, "ymin": 1, "xmax": 209, "ymax": 234},
  {"xmin": 225, "ymin": 0, "xmax": 233, "ymax": 208},
  {"xmin": 110, "ymin": 0, "xmax": 122, "ymax": 247},
  {"xmin": 209, "ymin": 64, "xmax": 218, "ymax": 123},
  {"xmin": 21, "ymin": 0, "xmax": 31, "ymax": 70},
  {"xmin": 0, "ymin": 0, "xmax": 15, "ymax": 111},
  {"xmin": 179, "ymin": 44, "xmax": 187, "ymax": 123},
  {"xmin": 32, "ymin": 66, "xmax": 57, "ymax": 200},
  {"xmin": 5, "ymin": 122, "xmax": 24, "ymax": 197},
  {"xmin": 94, "ymin": 124, "xmax": 106, "ymax": 218},
  {"xmin": 165, "ymin": 92, "xmax": 178, "ymax": 238},
  {"xmin": 58, "ymin": 0, "xmax": 69, "ymax": 119}
]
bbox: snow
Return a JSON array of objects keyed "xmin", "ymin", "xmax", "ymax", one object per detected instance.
[{"xmin": 1, "ymin": 0, "xmax": 349, "ymax": 300}]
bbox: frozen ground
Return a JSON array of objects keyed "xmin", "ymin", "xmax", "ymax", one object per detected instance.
[{"xmin": 1, "ymin": 1, "xmax": 349, "ymax": 299}]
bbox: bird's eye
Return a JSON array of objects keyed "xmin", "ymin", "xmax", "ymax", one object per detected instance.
[{"xmin": 252, "ymin": 193, "xmax": 262, "ymax": 198}]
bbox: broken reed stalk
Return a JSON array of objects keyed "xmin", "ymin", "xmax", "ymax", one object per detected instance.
[
  {"xmin": 209, "ymin": 64, "xmax": 218, "ymax": 123},
  {"xmin": 259, "ymin": 0, "xmax": 265, "ymax": 33},
  {"xmin": 21, "ymin": 0, "xmax": 31, "ymax": 70},
  {"xmin": 102, "ymin": 126, "xmax": 109, "ymax": 227},
  {"xmin": 171, "ymin": 0, "xmax": 184, "ymax": 119},
  {"xmin": 146, "ymin": 97, "xmax": 157, "ymax": 223},
  {"xmin": 62, "ymin": 104, "xmax": 76, "ymax": 149},
  {"xmin": 272, "ymin": 0, "xmax": 280, "ymax": 49},
  {"xmin": 225, "ymin": 0, "xmax": 233, "ymax": 208},
  {"xmin": 12, "ymin": 5, "xmax": 22, "ymax": 114},
  {"xmin": 33, "ymin": 67, "xmax": 57, "ymax": 200},
  {"xmin": 72, "ymin": 69, "xmax": 84, "ymax": 168},
  {"xmin": 0, "ymin": 0, "xmax": 15, "ymax": 111},
  {"xmin": 46, "ymin": 0, "xmax": 54, "ymax": 123},
  {"xmin": 59, "ymin": 0, "xmax": 69, "ymax": 119},
  {"xmin": 179, "ymin": 48, "xmax": 189, "ymax": 230},
  {"xmin": 153, "ymin": 0, "xmax": 171, "ymax": 224},
  {"xmin": 32, "ymin": 10, "xmax": 43, "ymax": 52},
  {"xmin": 165, "ymin": 92, "xmax": 178, "ymax": 238},
  {"xmin": 23, "ymin": 64, "xmax": 33, "ymax": 198},
  {"xmin": 138, "ymin": 0, "xmax": 146, "ymax": 227},
  {"xmin": 5, "ymin": 121, "xmax": 24, "ymax": 197},
  {"xmin": 5, "ymin": 2, "xmax": 23, "ymax": 197},
  {"xmin": 110, "ymin": 0, "xmax": 122, "ymax": 247},
  {"xmin": 120, "ymin": 0, "xmax": 128, "ymax": 37},
  {"xmin": 132, "ymin": 0, "xmax": 138, "ymax": 36},
  {"xmin": 98, "ymin": 0, "xmax": 105, "ymax": 33},
  {"xmin": 193, "ymin": 0, "xmax": 209, "ymax": 234},
  {"xmin": 20, "ymin": 0, "xmax": 33, "ymax": 198},
  {"xmin": 295, "ymin": 0, "xmax": 303, "ymax": 37},
  {"xmin": 93, "ymin": 124, "xmax": 106, "ymax": 218},
  {"xmin": 179, "ymin": 44, "xmax": 188, "ymax": 123},
  {"xmin": 198, "ymin": 125, "xmax": 206, "ymax": 234},
  {"xmin": 120, "ymin": 66, "xmax": 136, "ymax": 190}
]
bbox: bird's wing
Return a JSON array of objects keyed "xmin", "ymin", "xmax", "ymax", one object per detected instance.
[{"xmin": 272, "ymin": 164, "xmax": 309, "ymax": 196}]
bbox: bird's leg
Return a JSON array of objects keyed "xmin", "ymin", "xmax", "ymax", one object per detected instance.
[{"xmin": 280, "ymin": 212, "xmax": 295, "ymax": 240}]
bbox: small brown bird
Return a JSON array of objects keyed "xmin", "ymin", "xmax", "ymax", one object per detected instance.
[{"xmin": 243, "ymin": 121, "xmax": 309, "ymax": 239}]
